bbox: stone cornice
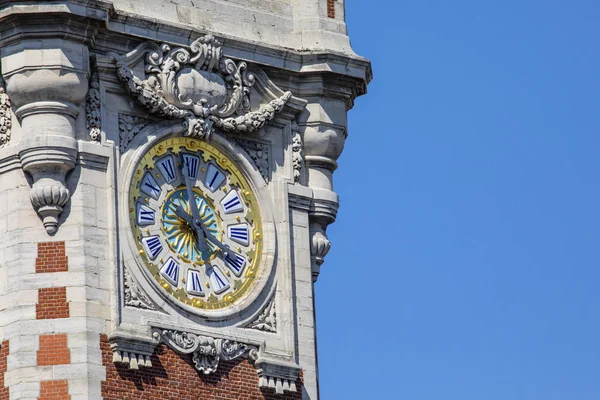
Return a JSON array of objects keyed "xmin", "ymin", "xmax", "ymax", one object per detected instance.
[{"xmin": 0, "ymin": 0, "xmax": 371, "ymax": 104}]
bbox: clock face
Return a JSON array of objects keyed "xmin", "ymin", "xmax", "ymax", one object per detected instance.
[{"xmin": 128, "ymin": 137, "xmax": 263, "ymax": 311}]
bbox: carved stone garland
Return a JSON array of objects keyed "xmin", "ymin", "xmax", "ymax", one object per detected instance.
[
  {"xmin": 112, "ymin": 35, "xmax": 291, "ymax": 139},
  {"xmin": 291, "ymin": 121, "xmax": 304, "ymax": 183},
  {"xmin": 0, "ymin": 78, "xmax": 12, "ymax": 148},
  {"xmin": 86, "ymin": 71, "xmax": 102, "ymax": 142},
  {"xmin": 153, "ymin": 329, "xmax": 258, "ymax": 375}
]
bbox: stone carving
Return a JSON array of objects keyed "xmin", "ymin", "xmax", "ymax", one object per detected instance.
[
  {"xmin": 246, "ymin": 297, "xmax": 277, "ymax": 333},
  {"xmin": 118, "ymin": 114, "xmax": 152, "ymax": 153},
  {"xmin": 112, "ymin": 349, "xmax": 153, "ymax": 370},
  {"xmin": 291, "ymin": 121, "xmax": 303, "ymax": 183},
  {"xmin": 29, "ymin": 184, "xmax": 70, "ymax": 235},
  {"xmin": 86, "ymin": 72, "xmax": 102, "ymax": 142},
  {"xmin": 256, "ymin": 358, "xmax": 301, "ymax": 395},
  {"xmin": 236, "ymin": 138, "xmax": 269, "ymax": 181},
  {"xmin": 310, "ymin": 227, "xmax": 331, "ymax": 282},
  {"xmin": 113, "ymin": 35, "xmax": 291, "ymax": 139},
  {"xmin": 153, "ymin": 329, "xmax": 258, "ymax": 375},
  {"xmin": 123, "ymin": 266, "xmax": 156, "ymax": 310},
  {"xmin": 0, "ymin": 79, "xmax": 12, "ymax": 148}
]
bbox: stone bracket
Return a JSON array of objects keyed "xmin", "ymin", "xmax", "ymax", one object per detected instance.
[{"xmin": 256, "ymin": 357, "xmax": 302, "ymax": 395}]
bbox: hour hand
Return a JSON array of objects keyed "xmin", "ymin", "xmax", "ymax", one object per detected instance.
[{"xmin": 174, "ymin": 205, "xmax": 192, "ymax": 224}]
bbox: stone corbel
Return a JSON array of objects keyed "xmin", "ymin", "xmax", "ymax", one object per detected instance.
[
  {"xmin": 110, "ymin": 335, "xmax": 156, "ymax": 370},
  {"xmin": 152, "ymin": 329, "xmax": 259, "ymax": 375},
  {"xmin": 3, "ymin": 41, "xmax": 89, "ymax": 234},
  {"xmin": 256, "ymin": 357, "xmax": 302, "ymax": 395}
]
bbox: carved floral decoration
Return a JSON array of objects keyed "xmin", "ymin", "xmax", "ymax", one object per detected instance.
[
  {"xmin": 113, "ymin": 35, "xmax": 291, "ymax": 139},
  {"xmin": 153, "ymin": 329, "xmax": 258, "ymax": 375},
  {"xmin": 0, "ymin": 80, "xmax": 12, "ymax": 148}
]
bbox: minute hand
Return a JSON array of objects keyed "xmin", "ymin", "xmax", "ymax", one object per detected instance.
[{"xmin": 181, "ymin": 155, "xmax": 208, "ymax": 252}]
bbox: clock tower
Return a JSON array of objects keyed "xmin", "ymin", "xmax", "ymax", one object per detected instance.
[{"xmin": 0, "ymin": 1, "xmax": 371, "ymax": 399}]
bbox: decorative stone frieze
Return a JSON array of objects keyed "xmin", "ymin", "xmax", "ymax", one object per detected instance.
[
  {"xmin": 153, "ymin": 329, "xmax": 259, "ymax": 375},
  {"xmin": 291, "ymin": 121, "xmax": 304, "ymax": 183},
  {"xmin": 246, "ymin": 297, "xmax": 277, "ymax": 333},
  {"xmin": 0, "ymin": 78, "xmax": 12, "ymax": 148},
  {"xmin": 123, "ymin": 266, "xmax": 156, "ymax": 311},
  {"xmin": 236, "ymin": 138, "xmax": 270, "ymax": 181},
  {"xmin": 112, "ymin": 35, "xmax": 292, "ymax": 139},
  {"xmin": 86, "ymin": 70, "xmax": 102, "ymax": 142}
]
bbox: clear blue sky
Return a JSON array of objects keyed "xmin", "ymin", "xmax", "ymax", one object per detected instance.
[{"xmin": 315, "ymin": 1, "xmax": 600, "ymax": 399}]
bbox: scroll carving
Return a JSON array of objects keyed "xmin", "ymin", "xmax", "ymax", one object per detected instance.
[
  {"xmin": 153, "ymin": 329, "xmax": 258, "ymax": 375},
  {"xmin": 112, "ymin": 35, "xmax": 291, "ymax": 139},
  {"xmin": 123, "ymin": 266, "xmax": 156, "ymax": 311}
]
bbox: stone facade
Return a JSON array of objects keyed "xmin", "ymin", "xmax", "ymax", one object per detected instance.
[{"xmin": 0, "ymin": 1, "xmax": 371, "ymax": 399}]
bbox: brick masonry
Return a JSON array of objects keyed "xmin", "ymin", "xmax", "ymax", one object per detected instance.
[
  {"xmin": 0, "ymin": 341, "xmax": 7, "ymax": 400},
  {"xmin": 39, "ymin": 380, "xmax": 70, "ymax": 400},
  {"xmin": 100, "ymin": 335, "xmax": 302, "ymax": 400},
  {"xmin": 37, "ymin": 334, "xmax": 70, "ymax": 366},
  {"xmin": 36, "ymin": 242, "xmax": 68, "ymax": 273},
  {"xmin": 36, "ymin": 287, "xmax": 70, "ymax": 320},
  {"xmin": 327, "ymin": 0, "xmax": 335, "ymax": 18}
]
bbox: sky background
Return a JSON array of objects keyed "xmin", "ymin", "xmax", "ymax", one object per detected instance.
[{"xmin": 315, "ymin": 1, "xmax": 600, "ymax": 399}]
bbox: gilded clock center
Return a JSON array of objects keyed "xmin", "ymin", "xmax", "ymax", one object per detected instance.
[{"xmin": 160, "ymin": 187, "xmax": 222, "ymax": 264}]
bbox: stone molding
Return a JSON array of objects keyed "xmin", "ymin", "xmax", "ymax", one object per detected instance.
[
  {"xmin": 152, "ymin": 329, "xmax": 259, "ymax": 375},
  {"xmin": 111, "ymin": 35, "xmax": 292, "ymax": 139}
]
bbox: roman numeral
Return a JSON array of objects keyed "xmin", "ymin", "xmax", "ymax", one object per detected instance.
[
  {"xmin": 182, "ymin": 154, "xmax": 199, "ymax": 179},
  {"xmin": 136, "ymin": 203, "xmax": 155, "ymax": 226},
  {"xmin": 205, "ymin": 163, "xmax": 225, "ymax": 192},
  {"xmin": 141, "ymin": 173, "xmax": 161, "ymax": 199},
  {"xmin": 160, "ymin": 258, "xmax": 179, "ymax": 286},
  {"xmin": 208, "ymin": 266, "xmax": 230, "ymax": 294},
  {"xmin": 158, "ymin": 156, "xmax": 177, "ymax": 183},
  {"xmin": 220, "ymin": 190, "xmax": 243, "ymax": 214},
  {"xmin": 141, "ymin": 236, "xmax": 163, "ymax": 260},
  {"xmin": 186, "ymin": 270, "xmax": 204, "ymax": 296},
  {"xmin": 228, "ymin": 223, "xmax": 249, "ymax": 246},
  {"xmin": 224, "ymin": 252, "xmax": 246, "ymax": 276}
]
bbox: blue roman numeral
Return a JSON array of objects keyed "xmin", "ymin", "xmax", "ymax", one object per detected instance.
[
  {"xmin": 224, "ymin": 253, "xmax": 246, "ymax": 276},
  {"xmin": 161, "ymin": 258, "xmax": 179, "ymax": 286},
  {"xmin": 137, "ymin": 203, "xmax": 155, "ymax": 226},
  {"xmin": 141, "ymin": 173, "xmax": 161, "ymax": 199},
  {"xmin": 205, "ymin": 164, "xmax": 225, "ymax": 192},
  {"xmin": 186, "ymin": 270, "xmax": 204, "ymax": 296},
  {"xmin": 182, "ymin": 154, "xmax": 199, "ymax": 179},
  {"xmin": 158, "ymin": 156, "xmax": 176, "ymax": 182},
  {"xmin": 142, "ymin": 236, "xmax": 163, "ymax": 260},
  {"xmin": 228, "ymin": 224, "xmax": 249, "ymax": 246},
  {"xmin": 220, "ymin": 190, "xmax": 243, "ymax": 214},
  {"xmin": 209, "ymin": 266, "xmax": 230, "ymax": 294}
]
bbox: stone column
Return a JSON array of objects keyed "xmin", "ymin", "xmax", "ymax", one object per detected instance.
[{"xmin": 3, "ymin": 40, "xmax": 89, "ymax": 234}]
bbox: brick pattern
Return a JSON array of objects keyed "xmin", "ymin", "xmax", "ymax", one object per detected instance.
[
  {"xmin": 39, "ymin": 380, "xmax": 70, "ymax": 400},
  {"xmin": 36, "ymin": 242, "xmax": 68, "ymax": 273},
  {"xmin": 37, "ymin": 334, "xmax": 70, "ymax": 366},
  {"xmin": 327, "ymin": 0, "xmax": 335, "ymax": 18},
  {"xmin": 37, "ymin": 287, "xmax": 70, "ymax": 320},
  {"xmin": 100, "ymin": 335, "xmax": 302, "ymax": 400},
  {"xmin": 0, "ymin": 341, "xmax": 8, "ymax": 400}
]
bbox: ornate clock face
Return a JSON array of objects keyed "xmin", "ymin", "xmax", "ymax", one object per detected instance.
[{"xmin": 128, "ymin": 137, "xmax": 263, "ymax": 311}]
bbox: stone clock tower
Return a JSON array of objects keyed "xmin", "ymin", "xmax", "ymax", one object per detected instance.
[{"xmin": 0, "ymin": 1, "xmax": 370, "ymax": 399}]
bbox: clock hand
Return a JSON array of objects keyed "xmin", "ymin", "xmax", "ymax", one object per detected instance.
[
  {"xmin": 197, "ymin": 223, "xmax": 230, "ymax": 258},
  {"xmin": 180, "ymin": 155, "xmax": 209, "ymax": 253}
]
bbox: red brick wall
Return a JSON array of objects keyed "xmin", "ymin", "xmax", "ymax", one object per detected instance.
[
  {"xmin": 37, "ymin": 335, "xmax": 70, "ymax": 366},
  {"xmin": 36, "ymin": 242, "xmax": 68, "ymax": 273},
  {"xmin": 0, "ymin": 341, "xmax": 8, "ymax": 400},
  {"xmin": 100, "ymin": 335, "xmax": 302, "ymax": 400},
  {"xmin": 37, "ymin": 287, "xmax": 70, "ymax": 320},
  {"xmin": 327, "ymin": 0, "xmax": 335, "ymax": 18},
  {"xmin": 39, "ymin": 380, "xmax": 70, "ymax": 400}
]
